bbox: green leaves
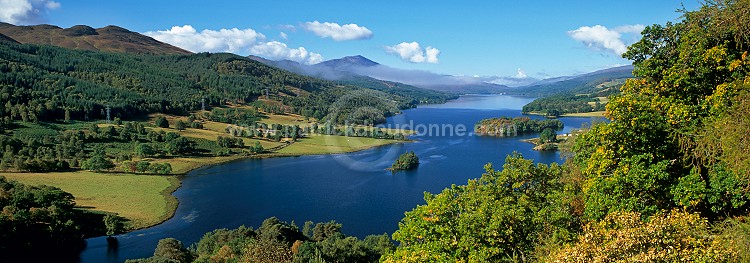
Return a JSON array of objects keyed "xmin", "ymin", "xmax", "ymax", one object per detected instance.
[{"xmin": 385, "ymin": 154, "xmax": 566, "ymax": 262}]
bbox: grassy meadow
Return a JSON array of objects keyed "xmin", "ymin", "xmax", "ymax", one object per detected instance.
[{"xmin": 0, "ymin": 171, "xmax": 179, "ymax": 229}]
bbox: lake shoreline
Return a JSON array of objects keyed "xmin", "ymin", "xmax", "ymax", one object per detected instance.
[
  {"xmin": 131, "ymin": 137, "xmax": 411, "ymax": 234},
  {"xmin": 524, "ymin": 111, "xmax": 606, "ymax": 117},
  {"xmin": 0, "ymin": 135, "xmax": 410, "ymax": 237}
]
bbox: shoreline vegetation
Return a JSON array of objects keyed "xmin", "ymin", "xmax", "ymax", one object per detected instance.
[
  {"xmin": 524, "ymin": 111, "xmax": 606, "ymax": 118},
  {"xmin": 521, "ymin": 134, "xmax": 570, "ymax": 151},
  {"xmin": 0, "ymin": 110, "xmax": 413, "ymax": 233}
]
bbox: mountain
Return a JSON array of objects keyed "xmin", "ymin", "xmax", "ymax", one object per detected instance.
[
  {"xmin": 0, "ymin": 32, "xmax": 19, "ymax": 44},
  {"xmin": 0, "ymin": 37, "xmax": 459, "ymax": 125},
  {"xmin": 0, "ymin": 22, "xmax": 190, "ymax": 54},
  {"xmin": 251, "ymin": 55, "xmax": 510, "ymax": 94},
  {"xmin": 316, "ymin": 56, "xmax": 511, "ymax": 94},
  {"xmin": 517, "ymin": 65, "xmax": 635, "ymax": 116},
  {"xmin": 511, "ymin": 65, "xmax": 634, "ymax": 96},
  {"xmin": 249, "ymin": 55, "xmax": 456, "ymax": 104},
  {"xmin": 317, "ymin": 55, "xmax": 379, "ymax": 69}
]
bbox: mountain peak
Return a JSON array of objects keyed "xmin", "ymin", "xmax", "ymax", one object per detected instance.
[{"xmin": 318, "ymin": 55, "xmax": 379, "ymax": 68}]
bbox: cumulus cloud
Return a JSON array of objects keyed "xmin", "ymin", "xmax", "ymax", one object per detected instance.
[
  {"xmin": 0, "ymin": 0, "xmax": 60, "ymax": 25},
  {"xmin": 302, "ymin": 21, "xmax": 373, "ymax": 41},
  {"xmin": 250, "ymin": 41, "xmax": 323, "ymax": 65},
  {"xmin": 567, "ymin": 24, "xmax": 645, "ymax": 55},
  {"xmin": 385, "ymin": 42, "xmax": 440, "ymax": 64},
  {"xmin": 279, "ymin": 32, "xmax": 288, "ymax": 40},
  {"xmin": 144, "ymin": 25, "xmax": 265, "ymax": 54}
]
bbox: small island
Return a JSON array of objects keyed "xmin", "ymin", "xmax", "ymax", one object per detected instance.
[
  {"xmin": 522, "ymin": 128, "xmax": 570, "ymax": 151},
  {"xmin": 474, "ymin": 116, "xmax": 563, "ymax": 137},
  {"xmin": 390, "ymin": 151, "xmax": 419, "ymax": 171}
]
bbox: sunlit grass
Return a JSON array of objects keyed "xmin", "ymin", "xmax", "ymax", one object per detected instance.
[{"xmin": 0, "ymin": 171, "xmax": 178, "ymax": 229}]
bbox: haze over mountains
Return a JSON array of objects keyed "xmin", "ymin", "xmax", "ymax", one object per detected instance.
[
  {"xmin": 250, "ymin": 54, "xmax": 633, "ymax": 95},
  {"xmin": 250, "ymin": 55, "xmax": 517, "ymax": 94}
]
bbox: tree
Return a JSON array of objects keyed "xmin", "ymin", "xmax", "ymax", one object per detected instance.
[
  {"xmin": 135, "ymin": 143, "xmax": 156, "ymax": 158},
  {"xmin": 383, "ymin": 154, "xmax": 571, "ymax": 262},
  {"xmin": 391, "ymin": 151, "xmax": 419, "ymax": 171},
  {"xmin": 252, "ymin": 141, "xmax": 264, "ymax": 153},
  {"xmin": 155, "ymin": 116, "xmax": 169, "ymax": 128},
  {"xmin": 0, "ymin": 177, "xmax": 92, "ymax": 262},
  {"xmin": 104, "ymin": 214, "xmax": 125, "ymax": 236},
  {"xmin": 540, "ymin": 128, "xmax": 557, "ymax": 143},
  {"xmin": 166, "ymin": 136, "xmax": 196, "ymax": 156},
  {"xmin": 175, "ymin": 120, "xmax": 188, "ymax": 131},
  {"xmin": 81, "ymin": 155, "xmax": 114, "ymax": 172},
  {"xmin": 548, "ymin": 210, "xmax": 736, "ymax": 262},
  {"xmin": 153, "ymin": 238, "xmax": 193, "ymax": 262},
  {"xmin": 569, "ymin": 0, "xmax": 750, "ymax": 221}
]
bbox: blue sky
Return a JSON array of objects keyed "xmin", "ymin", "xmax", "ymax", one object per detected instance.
[{"xmin": 3, "ymin": 0, "xmax": 699, "ymax": 79}]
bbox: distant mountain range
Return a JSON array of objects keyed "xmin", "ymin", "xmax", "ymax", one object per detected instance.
[
  {"xmin": 250, "ymin": 55, "xmax": 514, "ymax": 94},
  {"xmin": 250, "ymin": 54, "xmax": 634, "ymax": 96},
  {"xmin": 0, "ymin": 22, "xmax": 190, "ymax": 54},
  {"xmin": 507, "ymin": 65, "xmax": 634, "ymax": 96}
]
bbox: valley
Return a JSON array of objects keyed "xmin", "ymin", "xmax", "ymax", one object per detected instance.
[{"xmin": 1, "ymin": 1, "xmax": 749, "ymax": 262}]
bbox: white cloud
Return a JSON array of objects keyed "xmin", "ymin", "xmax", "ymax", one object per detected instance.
[
  {"xmin": 279, "ymin": 32, "xmax": 288, "ymax": 40},
  {"xmin": 567, "ymin": 24, "xmax": 644, "ymax": 55},
  {"xmin": 0, "ymin": 0, "xmax": 60, "ymax": 25},
  {"xmin": 385, "ymin": 42, "xmax": 440, "ymax": 64},
  {"xmin": 425, "ymin": 46, "xmax": 440, "ymax": 63},
  {"xmin": 302, "ymin": 21, "xmax": 373, "ymax": 41},
  {"xmin": 250, "ymin": 41, "xmax": 323, "ymax": 65},
  {"xmin": 515, "ymin": 68, "xmax": 527, "ymax": 78},
  {"xmin": 144, "ymin": 25, "xmax": 265, "ymax": 54}
]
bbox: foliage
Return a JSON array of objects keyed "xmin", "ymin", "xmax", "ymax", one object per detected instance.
[
  {"xmin": 539, "ymin": 128, "xmax": 557, "ymax": 143},
  {"xmin": 475, "ymin": 116, "xmax": 564, "ymax": 136},
  {"xmin": 104, "ymin": 214, "xmax": 125, "ymax": 236},
  {"xmin": 326, "ymin": 89, "xmax": 399, "ymax": 125},
  {"xmin": 548, "ymin": 210, "xmax": 736, "ymax": 262},
  {"xmin": 523, "ymin": 94, "xmax": 607, "ymax": 117},
  {"xmin": 81, "ymin": 154, "xmax": 115, "ymax": 172},
  {"xmin": 206, "ymin": 107, "xmax": 263, "ymax": 126},
  {"xmin": 0, "ymin": 176, "xmax": 102, "ymax": 262},
  {"xmin": 130, "ymin": 217, "xmax": 392, "ymax": 263},
  {"xmin": 570, "ymin": 0, "xmax": 750, "ymax": 222},
  {"xmin": 175, "ymin": 120, "xmax": 187, "ymax": 131},
  {"xmin": 383, "ymin": 154, "xmax": 573, "ymax": 262},
  {"xmin": 391, "ymin": 151, "xmax": 419, "ymax": 171},
  {"xmin": 155, "ymin": 116, "xmax": 169, "ymax": 128}
]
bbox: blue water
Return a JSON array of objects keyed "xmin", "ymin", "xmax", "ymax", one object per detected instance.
[{"xmin": 79, "ymin": 95, "xmax": 604, "ymax": 262}]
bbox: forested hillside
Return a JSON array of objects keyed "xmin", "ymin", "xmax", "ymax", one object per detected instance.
[
  {"xmin": 0, "ymin": 40, "xmax": 440, "ymax": 128},
  {"xmin": 518, "ymin": 66, "xmax": 632, "ymax": 116}
]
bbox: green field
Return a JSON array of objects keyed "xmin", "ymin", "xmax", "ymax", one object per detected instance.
[
  {"xmin": 278, "ymin": 134, "xmax": 402, "ymax": 155},
  {"xmin": 0, "ymin": 171, "xmax": 178, "ymax": 230}
]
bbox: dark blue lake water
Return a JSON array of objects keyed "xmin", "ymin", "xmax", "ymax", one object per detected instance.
[{"xmin": 79, "ymin": 95, "xmax": 604, "ymax": 262}]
